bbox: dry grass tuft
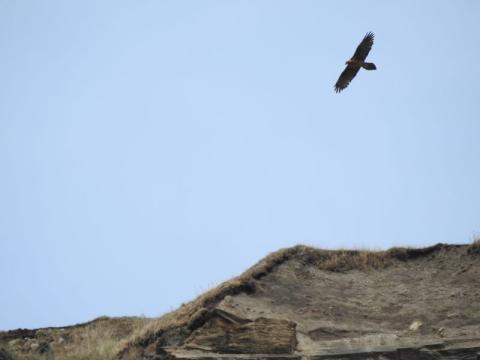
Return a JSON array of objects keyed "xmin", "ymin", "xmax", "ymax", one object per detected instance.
[
  {"xmin": 319, "ymin": 250, "xmax": 391, "ymax": 271},
  {"xmin": 468, "ymin": 237, "xmax": 480, "ymax": 254}
]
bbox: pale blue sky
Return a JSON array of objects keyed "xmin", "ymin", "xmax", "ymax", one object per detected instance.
[{"xmin": 1, "ymin": 1, "xmax": 480, "ymax": 330}]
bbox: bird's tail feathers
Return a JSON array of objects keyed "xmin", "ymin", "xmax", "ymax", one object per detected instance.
[{"xmin": 362, "ymin": 62, "xmax": 376, "ymax": 70}]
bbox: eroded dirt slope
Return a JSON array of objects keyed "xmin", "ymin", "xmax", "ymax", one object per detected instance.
[{"xmin": 216, "ymin": 244, "xmax": 480, "ymax": 353}]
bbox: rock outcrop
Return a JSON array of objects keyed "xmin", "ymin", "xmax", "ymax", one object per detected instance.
[{"xmin": 119, "ymin": 243, "xmax": 480, "ymax": 360}]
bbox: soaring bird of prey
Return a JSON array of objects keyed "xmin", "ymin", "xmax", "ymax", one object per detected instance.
[{"xmin": 334, "ymin": 32, "xmax": 376, "ymax": 93}]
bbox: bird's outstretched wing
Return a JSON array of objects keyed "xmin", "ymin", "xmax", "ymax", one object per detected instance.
[
  {"xmin": 334, "ymin": 65, "xmax": 360, "ymax": 93},
  {"xmin": 352, "ymin": 32, "xmax": 374, "ymax": 61}
]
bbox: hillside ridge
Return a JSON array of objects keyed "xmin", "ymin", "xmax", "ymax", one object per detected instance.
[{"xmin": 1, "ymin": 242, "xmax": 479, "ymax": 360}]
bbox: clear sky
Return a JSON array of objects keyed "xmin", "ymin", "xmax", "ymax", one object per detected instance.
[{"xmin": 1, "ymin": 1, "xmax": 480, "ymax": 330}]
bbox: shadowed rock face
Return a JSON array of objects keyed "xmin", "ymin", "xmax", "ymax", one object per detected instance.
[
  {"xmin": 2, "ymin": 243, "xmax": 480, "ymax": 360},
  {"xmin": 184, "ymin": 309, "xmax": 297, "ymax": 354}
]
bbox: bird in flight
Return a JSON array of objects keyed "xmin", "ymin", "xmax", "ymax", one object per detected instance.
[{"xmin": 334, "ymin": 32, "xmax": 376, "ymax": 93}]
